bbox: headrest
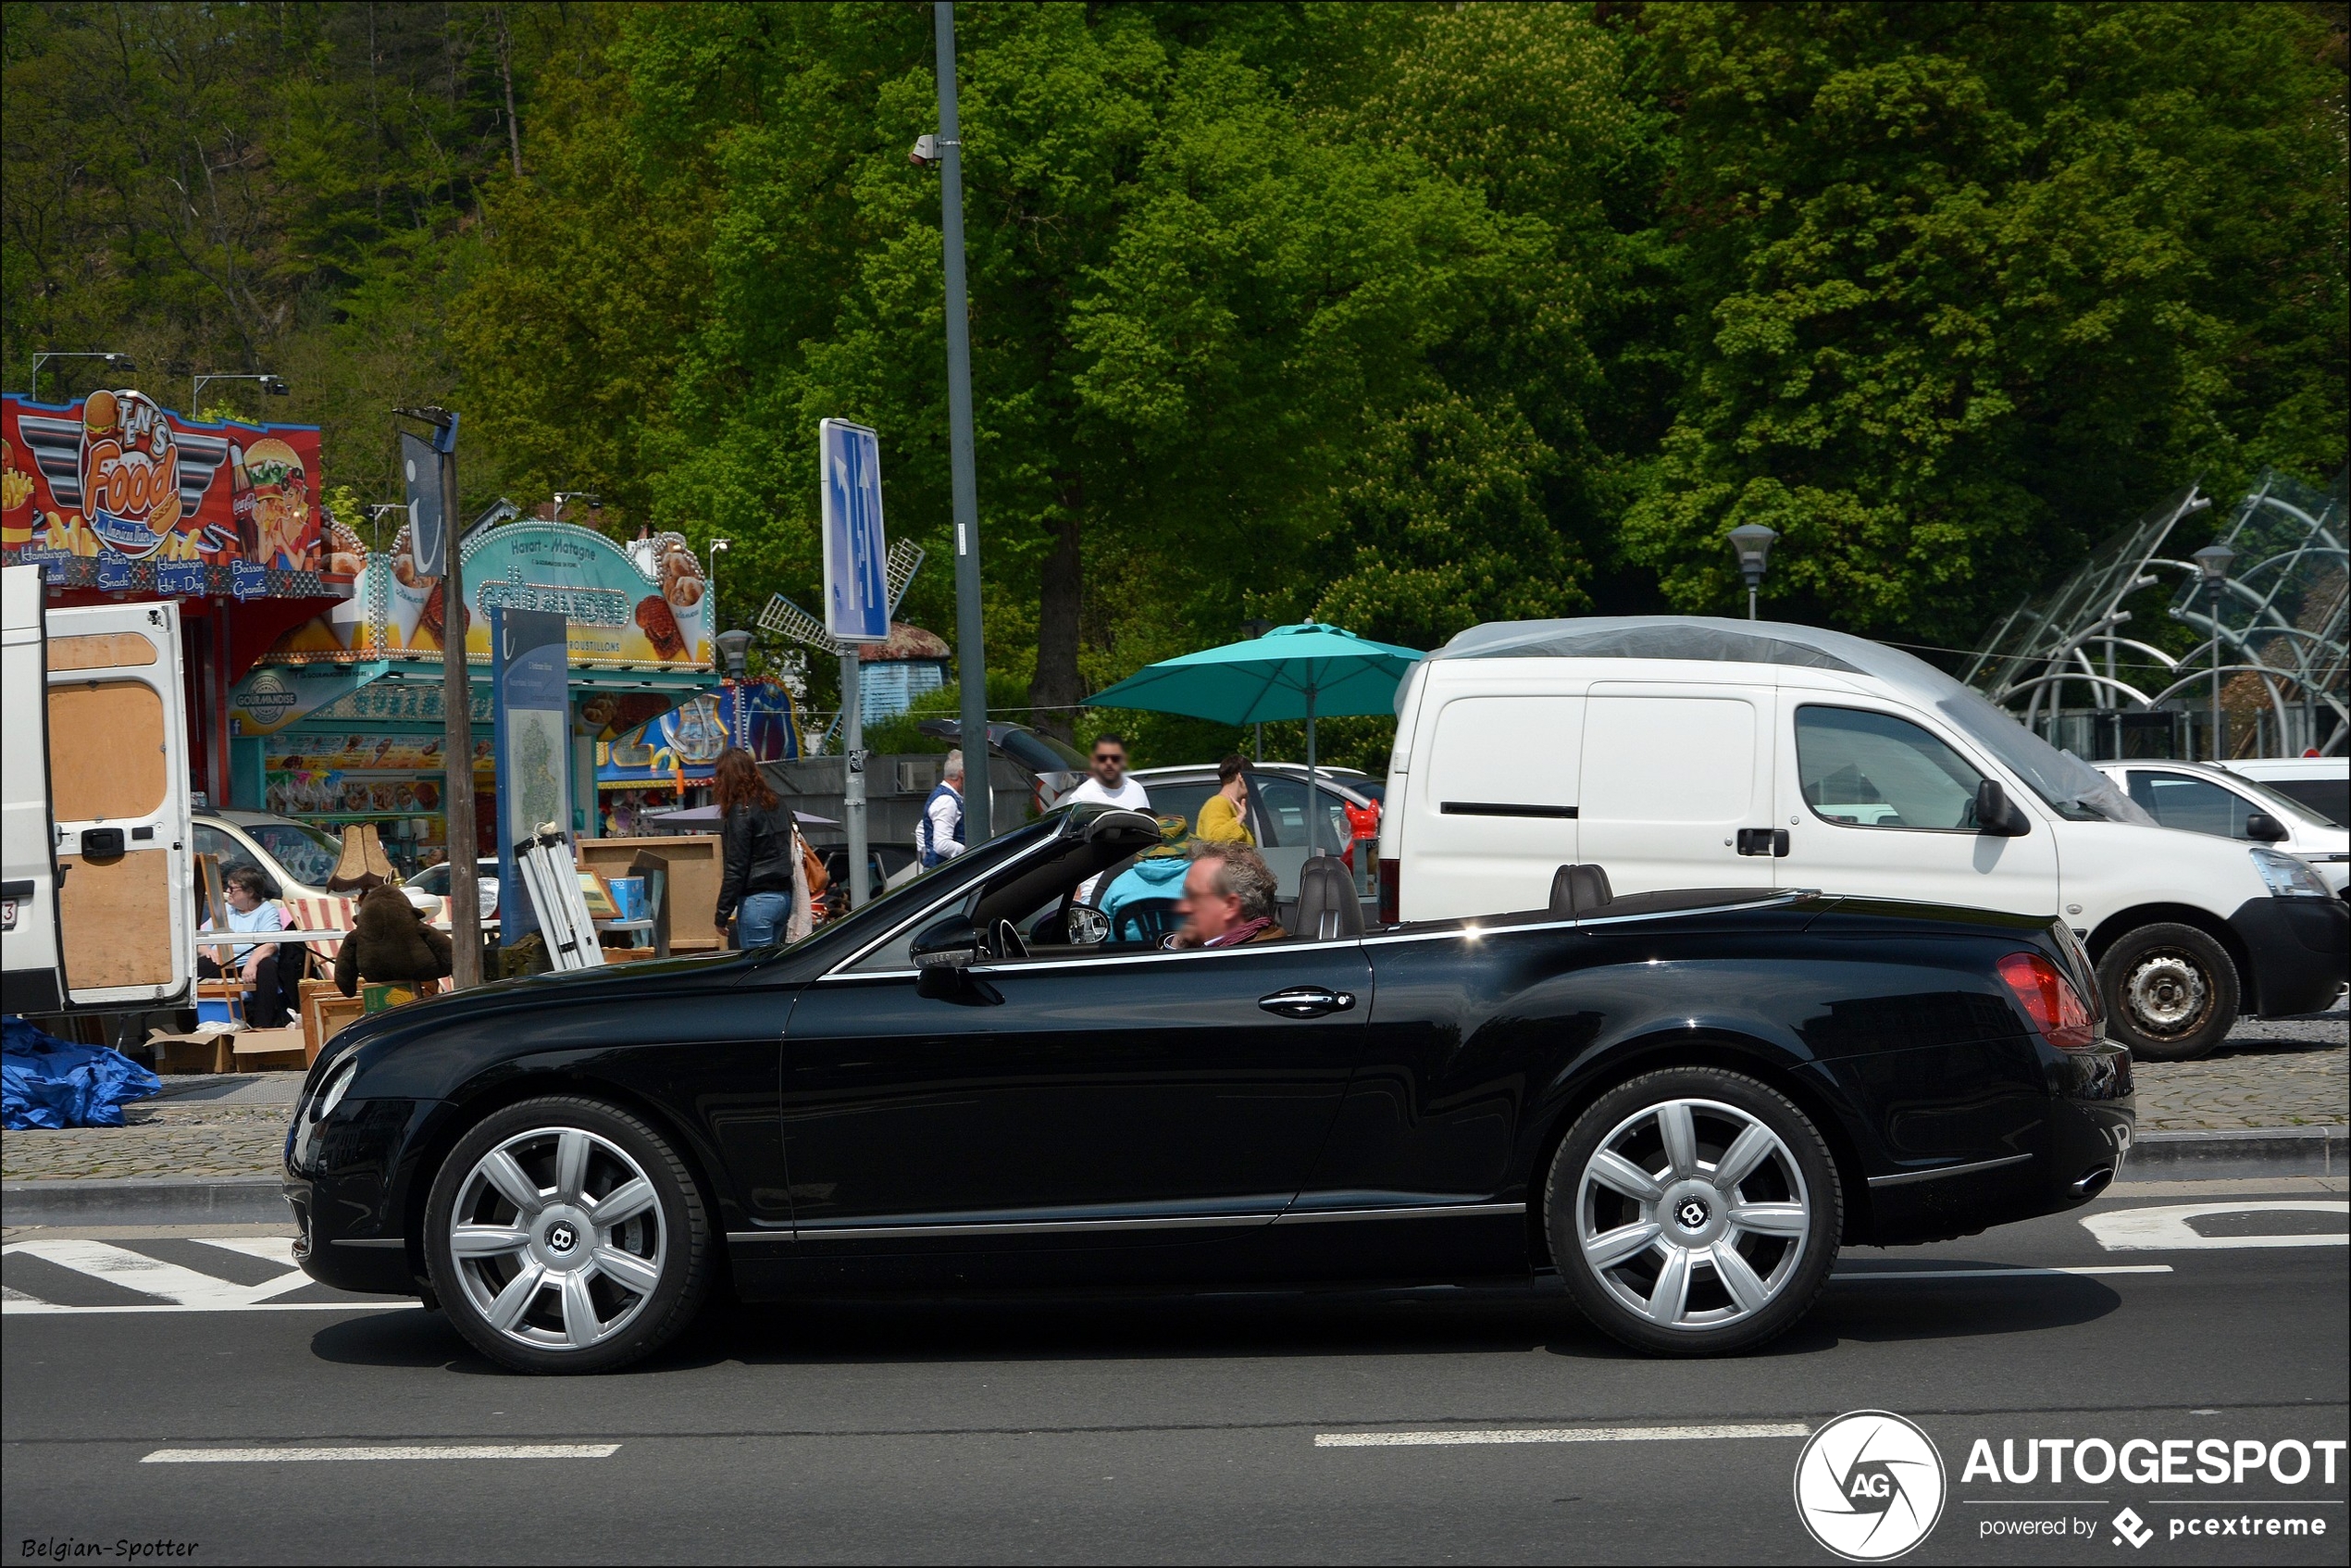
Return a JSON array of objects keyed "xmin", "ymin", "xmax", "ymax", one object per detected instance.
[
  {"xmin": 1295, "ymin": 854, "xmax": 1364, "ymax": 941},
  {"xmin": 1549, "ymin": 864, "xmax": 1614, "ymax": 917}
]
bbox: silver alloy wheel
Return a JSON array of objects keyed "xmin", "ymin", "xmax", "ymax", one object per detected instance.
[
  {"xmin": 1574, "ymin": 1097, "xmax": 1811, "ymax": 1331},
  {"xmin": 2123, "ymin": 951, "xmax": 2208, "ymax": 1036},
  {"xmin": 445, "ymin": 1126, "xmax": 667, "ymax": 1352}
]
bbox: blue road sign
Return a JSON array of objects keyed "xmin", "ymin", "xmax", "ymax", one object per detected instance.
[{"xmin": 819, "ymin": 418, "xmax": 890, "ymax": 643}]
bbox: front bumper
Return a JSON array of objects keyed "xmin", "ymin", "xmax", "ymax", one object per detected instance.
[
  {"xmin": 2228, "ymin": 896, "xmax": 2350, "ymax": 1015},
  {"xmin": 284, "ymin": 1097, "xmax": 438, "ymax": 1297}
]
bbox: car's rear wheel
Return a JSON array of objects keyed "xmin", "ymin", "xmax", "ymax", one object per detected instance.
[
  {"xmin": 2096, "ymin": 922, "xmax": 2238, "ymax": 1062},
  {"xmin": 424, "ymin": 1096, "xmax": 712, "ymax": 1374},
  {"xmin": 1547, "ymin": 1067, "xmax": 1840, "ymax": 1356}
]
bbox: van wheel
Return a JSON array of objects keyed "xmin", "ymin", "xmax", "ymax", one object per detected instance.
[
  {"xmin": 1545, "ymin": 1067, "xmax": 1840, "ymax": 1356},
  {"xmin": 2096, "ymin": 923, "xmax": 2238, "ymax": 1062},
  {"xmin": 424, "ymin": 1096, "xmax": 712, "ymax": 1374}
]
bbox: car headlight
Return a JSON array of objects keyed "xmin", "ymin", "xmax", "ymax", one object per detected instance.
[{"xmin": 2250, "ymin": 847, "xmax": 2332, "ymax": 898}]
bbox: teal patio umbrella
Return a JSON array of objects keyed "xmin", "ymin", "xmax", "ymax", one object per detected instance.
[{"xmin": 1086, "ymin": 622, "xmax": 1424, "ymax": 852}]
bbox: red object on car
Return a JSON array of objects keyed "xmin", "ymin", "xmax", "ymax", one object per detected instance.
[{"xmin": 1996, "ymin": 951, "xmax": 2097, "ymax": 1052}]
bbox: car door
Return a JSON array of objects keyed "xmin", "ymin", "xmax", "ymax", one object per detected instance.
[
  {"xmin": 1775, "ymin": 697, "xmax": 2059, "ymax": 915},
  {"xmin": 1576, "ymin": 683, "xmax": 1779, "ymax": 897},
  {"xmin": 780, "ymin": 938, "xmax": 1372, "ymax": 1252}
]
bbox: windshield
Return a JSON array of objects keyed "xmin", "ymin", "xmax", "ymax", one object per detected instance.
[
  {"xmin": 239, "ymin": 818, "xmax": 341, "ymax": 886},
  {"xmin": 2224, "ymin": 772, "xmax": 2345, "ymax": 831},
  {"xmin": 752, "ymin": 812, "xmax": 1068, "ymax": 962},
  {"xmin": 1930, "ymin": 688, "xmax": 2154, "ymax": 826}
]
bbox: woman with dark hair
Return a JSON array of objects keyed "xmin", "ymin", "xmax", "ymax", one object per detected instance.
[
  {"xmin": 1194, "ymin": 754, "xmax": 1255, "ymax": 845},
  {"xmin": 713, "ymin": 748, "xmax": 802, "ymax": 947}
]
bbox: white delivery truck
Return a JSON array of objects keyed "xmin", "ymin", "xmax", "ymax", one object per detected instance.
[
  {"xmin": 1378, "ymin": 616, "xmax": 2348, "ymax": 1062},
  {"xmin": 2, "ymin": 564, "xmax": 194, "ymax": 1014}
]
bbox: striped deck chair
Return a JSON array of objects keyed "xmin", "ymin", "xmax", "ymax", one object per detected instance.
[{"xmin": 277, "ymin": 892, "xmax": 358, "ymax": 969}]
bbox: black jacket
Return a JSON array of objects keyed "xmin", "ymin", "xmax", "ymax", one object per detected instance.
[{"xmin": 716, "ymin": 803, "xmax": 796, "ymax": 924}]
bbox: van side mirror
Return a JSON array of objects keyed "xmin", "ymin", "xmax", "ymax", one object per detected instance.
[
  {"xmin": 1975, "ymin": 778, "xmax": 2030, "ymax": 838},
  {"xmin": 2243, "ymin": 812, "xmax": 2289, "ymax": 843}
]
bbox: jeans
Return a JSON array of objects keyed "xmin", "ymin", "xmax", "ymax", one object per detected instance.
[{"xmin": 736, "ymin": 891, "xmax": 792, "ymax": 948}]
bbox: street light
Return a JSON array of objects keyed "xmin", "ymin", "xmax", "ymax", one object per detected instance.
[
  {"xmin": 367, "ymin": 502, "xmax": 406, "ymax": 555},
  {"xmin": 2193, "ymin": 541, "xmax": 2235, "ymax": 762},
  {"xmin": 192, "ymin": 372, "xmax": 289, "ymax": 412},
  {"xmin": 708, "ymin": 538, "xmax": 731, "ymax": 636},
  {"xmin": 1727, "ymin": 524, "xmax": 1780, "ymax": 621},
  {"xmin": 550, "ymin": 491, "xmax": 600, "ymax": 521},
  {"xmin": 29, "ymin": 351, "xmax": 136, "ymax": 400},
  {"xmin": 715, "ymin": 628, "xmax": 753, "ymax": 680}
]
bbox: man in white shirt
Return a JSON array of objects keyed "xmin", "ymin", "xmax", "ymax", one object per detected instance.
[
  {"xmin": 1064, "ymin": 734, "xmax": 1151, "ymax": 813},
  {"xmin": 916, "ymin": 751, "xmax": 967, "ymax": 867}
]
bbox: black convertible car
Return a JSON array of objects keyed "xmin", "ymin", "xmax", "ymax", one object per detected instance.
[{"xmin": 286, "ymin": 805, "xmax": 2133, "ymax": 1373}]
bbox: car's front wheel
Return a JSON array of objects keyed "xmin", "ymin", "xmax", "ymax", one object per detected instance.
[
  {"xmin": 424, "ymin": 1096, "xmax": 713, "ymax": 1374},
  {"xmin": 1547, "ymin": 1068, "xmax": 1841, "ymax": 1356},
  {"xmin": 2096, "ymin": 922, "xmax": 2239, "ymax": 1062}
]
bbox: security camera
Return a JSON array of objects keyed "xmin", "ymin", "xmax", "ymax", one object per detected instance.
[{"xmin": 909, "ymin": 134, "xmax": 939, "ymax": 168}]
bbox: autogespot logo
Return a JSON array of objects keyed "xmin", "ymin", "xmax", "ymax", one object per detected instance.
[{"xmin": 1794, "ymin": 1411, "xmax": 1948, "ymax": 1562}]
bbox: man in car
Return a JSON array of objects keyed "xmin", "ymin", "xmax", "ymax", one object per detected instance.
[{"xmin": 1170, "ymin": 840, "xmax": 1287, "ymax": 949}]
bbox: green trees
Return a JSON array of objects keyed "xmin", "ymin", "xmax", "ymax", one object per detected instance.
[{"xmin": 6, "ymin": 2, "xmax": 2343, "ymax": 753}]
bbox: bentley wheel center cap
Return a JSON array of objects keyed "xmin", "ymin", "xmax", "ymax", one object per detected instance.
[
  {"xmin": 1675, "ymin": 1197, "xmax": 1710, "ymax": 1230},
  {"xmin": 547, "ymin": 1223, "xmax": 578, "ymax": 1253}
]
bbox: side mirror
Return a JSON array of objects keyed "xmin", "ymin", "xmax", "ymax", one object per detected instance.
[
  {"xmin": 1975, "ymin": 778, "xmax": 2030, "ymax": 838},
  {"xmin": 911, "ymin": 917, "xmax": 981, "ymax": 970},
  {"xmin": 2244, "ymin": 812, "xmax": 2289, "ymax": 843}
]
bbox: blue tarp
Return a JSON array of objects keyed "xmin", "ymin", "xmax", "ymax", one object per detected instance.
[{"xmin": 2, "ymin": 1014, "xmax": 162, "ymax": 1129}]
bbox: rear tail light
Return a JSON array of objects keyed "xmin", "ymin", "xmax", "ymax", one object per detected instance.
[
  {"xmin": 1997, "ymin": 951, "xmax": 2097, "ymax": 1051},
  {"xmin": 1377, "ymin": 858, "xmax": 1400, "ymax": 925}
]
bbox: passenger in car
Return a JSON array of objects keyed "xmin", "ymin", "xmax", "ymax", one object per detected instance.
[
  {"xmin": 1170, "ymin": 840, "xmax": 1287, "ymax": 949},
  {"xmin": 1194, "ymin": 754, "xmax": 1254, "ymax": 845},
  {"xmin": 1096, "ymin": 815, "xmax": 1194, "ymax": 941}
]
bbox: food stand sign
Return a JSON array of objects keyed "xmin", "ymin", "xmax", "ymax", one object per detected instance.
[{"xmin": 2, "ymin": 391, "xmax": 332, "ymax": 596}]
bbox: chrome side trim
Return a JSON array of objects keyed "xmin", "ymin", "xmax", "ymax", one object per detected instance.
[
  {"xmin": 1866, "ymin": 1151, "xmax": 2034, "ymax": 1188},
  {"xmin": 1272, "ymin": 1201, "xmax": 1526, "ymax": 1226},
  {"xmin": 817, "ymin": 940, "xmax": 1352, "ymax": 983},
  {"xmin": 791, "ymin": 1213, "xmax": 1278, "ymax": 1240},
  {"xmin": 331, "ymin": 1238, "xmax": 406, "ymax": 1250},
  {"xmin": 1361, "ymin": 890, "xmax": 1805, "ymax": 947}
]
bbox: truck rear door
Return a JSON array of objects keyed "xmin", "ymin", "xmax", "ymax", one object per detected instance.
[
  {"xmin": 45, "ymin": 599, "xmax": 193, "ymax": 1009},
  {"xmin": 2, "ymin": 566, "xmax": 64, "ymax": 1012}
]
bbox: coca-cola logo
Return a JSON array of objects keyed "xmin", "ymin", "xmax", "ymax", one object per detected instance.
[{"xmin": 78, "ymin": 389, "xmax": 183, "ymax": 559}]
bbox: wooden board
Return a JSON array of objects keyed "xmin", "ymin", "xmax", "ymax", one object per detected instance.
[
  {"xmin": 49, "ymin": 680, "xmax": 166, "ymax": 821},
  {"xmin": 581, "ymin": 835, "xmax": 721, "ymax": 952},
  {"xmin": 58, "ymin": 850, "xmax": 174, "ymax": 989},
  {"xmin": 48, "ymin": 632, "xmax": 157, "ymax": 671}
]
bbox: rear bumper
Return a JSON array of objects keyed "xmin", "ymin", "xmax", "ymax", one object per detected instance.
[{"xmin": 2228, "ymin": 896, "xmax": 2349, "ymax": 1015}]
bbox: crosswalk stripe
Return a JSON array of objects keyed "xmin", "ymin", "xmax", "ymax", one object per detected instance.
[
  {"xmin": 4, "ymin": 1239, "xmax": 315, "ymax": 1309},
  {"xmin": 193, "ymin": 1236, "xmax": 301, "ymax": 1269}
]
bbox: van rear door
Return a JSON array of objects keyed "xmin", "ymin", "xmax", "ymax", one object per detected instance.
[
  {"xmin": 1576, "ymin": 683, "xmax": 1779, "ymax": 899},
  {"xmin": 2, "ymin": 566, "xmax": 65, "ymax": 1012},
  {"xmin": 45, "ymin": 600, "xmax": 193, "ymax": 1009}
]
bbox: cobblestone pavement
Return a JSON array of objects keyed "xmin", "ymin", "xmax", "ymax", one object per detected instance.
[{"xmin": 4, "ymin": 1013, "xmax": 2345, "ymax": 1181}]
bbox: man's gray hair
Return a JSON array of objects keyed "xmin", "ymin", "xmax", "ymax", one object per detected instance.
[
  {"xmin": 1190, "ymin": 840, "xmax": 1277, "ymax": 922},
  {"xmin": 942, "ymin": 749, "xmax": 964, "ymax": 779}
]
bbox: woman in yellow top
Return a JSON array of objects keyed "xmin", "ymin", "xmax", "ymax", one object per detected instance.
[{"xmin": 1194, "ymin": 754, "xmax": 1255, "ymax": 845}]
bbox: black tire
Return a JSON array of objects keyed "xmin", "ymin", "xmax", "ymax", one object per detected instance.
[
  {"xmin": 2096, "ymin": 922, "xmax": 2239, "ymax": 1062},
  {"xmin": 424, "ymin": 1095, "xmax": 713, "ymax": 1375},
  {"xmin": 1546, "ymin": 1067, "xmax": 1841, "ymax": 1357}
]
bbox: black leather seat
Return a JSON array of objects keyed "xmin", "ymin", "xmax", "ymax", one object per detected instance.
[
  {"xmin": 1295, "ymin": 855, "xmax": 1365, "ymax": 940},
  {"xmin": 1549, "ymin": 863, "xmax": 1614, "ymax": 917}
]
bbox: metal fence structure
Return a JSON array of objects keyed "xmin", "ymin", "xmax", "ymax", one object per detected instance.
[{"xmin": 1966, "ymin": 471, "xmax": 2348, "ymax": 759}]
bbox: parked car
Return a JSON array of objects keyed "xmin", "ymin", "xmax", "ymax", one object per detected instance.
[
  {"xmin": 1128, "ymin": 762, "xmax": 1382, "ymax": 908},
  {"xmin": 193, "ymin": 809, "xmax": 437, "ymax": 916},
  {"xmin": 1378, "ymin": 616, "xmax": 2348, "ymax": 1061},
  {"xmin": 2222, "ymin": 756, "xmax": 2350, "ymax": 829},
  {"xmin": 287, "ymin": 801, "xmax": 2133, "ymax": 1374},
  {"xmin": 404, "ymin": 857, "xmax": 503, "ymax": 926},
  {"xmin": 2091, "ymin": 760, "xmax": 2349, "ymax": 898}
]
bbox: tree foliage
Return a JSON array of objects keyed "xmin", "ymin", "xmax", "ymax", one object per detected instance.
[{"xmin": 5, "ymin": 2, "xmax": 2343, "ymax": 764}]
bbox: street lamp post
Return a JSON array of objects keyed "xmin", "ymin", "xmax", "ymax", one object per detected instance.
[
  {"xmin": 191, "ymin": 372, "xmax": 289, "ymax": 413},
  {"xmin": 1727, "ymin": 525, "xmax": 1780, "ymax": 621},
  {"xmin": 28, "ymin": 351, "xmax": 136, "ymax": 399},
  {"xmin": 2193, "ymin": 541, "xmax": 2234, "ymax": 762}
]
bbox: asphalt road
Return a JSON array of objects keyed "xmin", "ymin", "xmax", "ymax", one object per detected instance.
[{"xmin": 4, "ymin": 1179, "xmax": 2345, "ymax": 1565}]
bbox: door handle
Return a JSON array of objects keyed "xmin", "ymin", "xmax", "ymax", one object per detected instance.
[
  {"xmin": 1259, "ymin": 987, "xmax": 1355, "ymax": 1019},
  {"xmin": 1735, "ymin": 828, "xmax": 1789, "ymax": 857}
]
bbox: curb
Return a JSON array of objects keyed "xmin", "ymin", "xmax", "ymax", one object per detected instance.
[
  {"xmin": 2128, "ymin": 1126, "xmax": 2344, "ymax": 1181},
  {"xmin": 4, "ymin": 1127, "xmax": 2343, "ymax": 1227},
  {"xmin": 2, "ymin": 1175, "xmax": 289, "ymax": 1227}
]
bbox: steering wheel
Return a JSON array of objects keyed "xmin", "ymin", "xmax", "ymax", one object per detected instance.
[{"xmin": 989, "ymin": 917, "xmax": 1028, "ymax": 962}]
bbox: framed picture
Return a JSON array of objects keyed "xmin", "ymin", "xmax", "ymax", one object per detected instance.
[{"xmin": 578, "ymin": 868, "xmax": 620, "ymax": 920}]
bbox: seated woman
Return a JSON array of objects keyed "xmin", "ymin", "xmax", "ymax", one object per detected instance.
[
  {"xmin": 1170, "ymin": 840, "xmax": 1287, "ymax": 949},
  {"xmin": 198, "ymin": 865, "xmax": 302, "ymax": 1027},
  {"xmin": 1194, "ymin": 755, "xmax": 1254, "ymax": 845}
]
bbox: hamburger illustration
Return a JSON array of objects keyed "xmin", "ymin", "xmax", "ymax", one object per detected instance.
[
  {"xmin": 243, "ymin": 436, "xmax": 312, "ymax": 567},
  {"xmin": 635, "ymin": 593, "xmax": 686, "ymax": 660}
]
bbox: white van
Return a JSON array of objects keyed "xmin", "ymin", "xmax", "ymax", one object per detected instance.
[{"xmin": 1378, "ymin": 616, "xmax": 2348, "ymax": 1062}]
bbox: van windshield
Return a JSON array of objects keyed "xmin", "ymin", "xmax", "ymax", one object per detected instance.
[{"xmin": 1932, "ymin": 689, "xmax": 2153, "ymax": 826}]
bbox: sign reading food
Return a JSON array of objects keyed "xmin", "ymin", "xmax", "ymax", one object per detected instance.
[{"xmin": 1, "ymin": 391, "xmax": 328, "ymax": 586}]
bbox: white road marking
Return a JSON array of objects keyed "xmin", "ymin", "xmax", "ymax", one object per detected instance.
[
  {"xmin": 4, "ymin": 1300, "xmax": 402, "ymax": 1316},
  {"xmin": 143, "ymin": 1445, "xmax": 620, "ymax": 1464},
  {"xmin": 194, "ymin": 1236, "xmax": 300, "ymax": 1269},
  {"xmin": 2082, "ymin": 1201, "xmax": 2349, "ymax": 1252},
  {"xmin": 3, "ymin": 1239, "xmax": 316, "ymax": 1308},
  {"xmin": 1316, "ymin": 1423, "xmax": 1810, "ymax": 1449},
  {"xmin": 1832, "ymin": 1264, "xmax": 2173, "ymax": 1280}
]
